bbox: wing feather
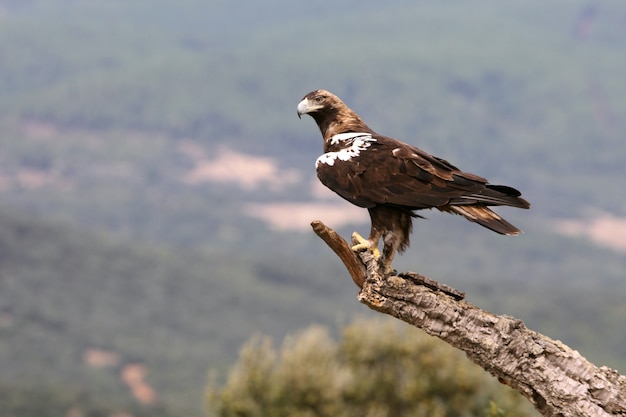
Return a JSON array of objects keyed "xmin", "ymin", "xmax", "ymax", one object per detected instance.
[{"xmin": 316, "ymin": 134, "xmax": 529, "ymax": 211}]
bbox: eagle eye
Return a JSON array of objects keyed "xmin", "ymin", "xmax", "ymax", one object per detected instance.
[{"xmin": 314, "ymin": 96, "xmax": 325, "ymax": 104}]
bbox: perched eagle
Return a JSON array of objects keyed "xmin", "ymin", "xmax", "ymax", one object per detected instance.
[{"xmin": 297, "ymin": 89, "xmax": 530, "ymax": 274}]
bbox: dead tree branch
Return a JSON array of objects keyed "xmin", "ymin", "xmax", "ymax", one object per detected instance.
[{"xmin": 311, "ymin": 220, "xmax": 626, "ymax": 417}]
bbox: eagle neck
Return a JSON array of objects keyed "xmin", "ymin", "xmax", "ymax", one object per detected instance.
[{"xmin": 314, "ymin": 109, "xmax": 373, "ymax": 142}]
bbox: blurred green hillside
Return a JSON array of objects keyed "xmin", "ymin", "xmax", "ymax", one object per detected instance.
[{"xmin": 1, "ymin": 0, "xmax": 626, "ymax": 416}]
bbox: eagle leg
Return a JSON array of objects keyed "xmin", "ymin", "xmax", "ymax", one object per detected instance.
[
  {"xmin": 351, "ymin": 231, "xmax": 381, "ymax": 260},
  {"xmin": 380, "ymin": 236, "xmax": 399, "ymax": 276}
]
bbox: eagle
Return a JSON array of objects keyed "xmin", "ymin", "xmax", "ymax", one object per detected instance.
[{"xmin": 297, "ymin": 89, "xmax": 530, "ymax": 274}]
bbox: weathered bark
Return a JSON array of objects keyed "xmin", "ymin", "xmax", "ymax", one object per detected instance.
[{"xmin": 311, "ymin": 220, "xmax": 626, "ymax": 417}]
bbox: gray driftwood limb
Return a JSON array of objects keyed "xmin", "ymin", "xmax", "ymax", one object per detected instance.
[{"xmin": 310, "ymin": 220, "xmax": 626, "ymax": 417}]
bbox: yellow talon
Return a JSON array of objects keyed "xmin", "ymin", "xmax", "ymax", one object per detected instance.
[
  {"xmin": 351, "ymin": 231, "xmax": 369, "ymax": 250},
  {"xmin": 351, "ymin": 232, "xmax": 381, "ymax": 260}
]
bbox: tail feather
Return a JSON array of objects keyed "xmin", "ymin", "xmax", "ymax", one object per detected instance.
[
  {"xmin": 446, "ymin": 205, "xmax": 522, "ymax": 235},
  {"xmin": 450, "ymin": 184, "xmax": 530, "ymax": 209}
]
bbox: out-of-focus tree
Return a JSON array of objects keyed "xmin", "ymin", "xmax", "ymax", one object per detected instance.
[{"xmin": 207, "ymin": 319, "xmax": 538, "ymax": 417}]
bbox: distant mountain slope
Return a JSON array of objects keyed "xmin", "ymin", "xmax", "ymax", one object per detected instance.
[
  {"xmin": 0, "ymin": 0, "xmax": 625, "ymax": 243},
  {"xmin": 0, "ymin": 207, "xmax": 363, "ymax": 414}
]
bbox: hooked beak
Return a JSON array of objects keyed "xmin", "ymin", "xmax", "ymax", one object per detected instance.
[{"xmin": 296, "ymin": 98, "xmax": 310, "ymax": 119}]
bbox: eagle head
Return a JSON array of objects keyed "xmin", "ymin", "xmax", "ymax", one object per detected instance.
[
  {"xmin": 297, "ymin": 89, "xmax": 372, "ymax": 140},
  {"xmin": 296, "ymin": 89, "xmax": 338, "ymax": 119}
]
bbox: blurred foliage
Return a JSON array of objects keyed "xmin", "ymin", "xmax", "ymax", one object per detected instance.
[{"xmin": 207, "ymin": 319, "xmax": 539, "ymax": 417}]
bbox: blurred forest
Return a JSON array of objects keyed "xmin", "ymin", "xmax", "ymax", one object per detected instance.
[{"xmin": 0, "ymin": 0, "xmax": 626, "ymax": 416}]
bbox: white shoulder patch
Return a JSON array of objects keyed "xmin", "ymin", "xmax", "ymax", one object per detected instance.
[
  {"xmin": 316, "ymin": 133, "xmax": 376, "ymax": 167},
  {"xmin": 329, "ymin": 132, "xmax": 372, "ymax": 145}
]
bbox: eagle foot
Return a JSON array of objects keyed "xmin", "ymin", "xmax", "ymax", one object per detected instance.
[{"xmin": 351, "ymin": 232, "xmax": 381, "ymax": 260}]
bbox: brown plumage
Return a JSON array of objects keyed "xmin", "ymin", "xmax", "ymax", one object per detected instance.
[{"xmin": 297, "ymin": 89, "xmax": 529, "ymax": 274}]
